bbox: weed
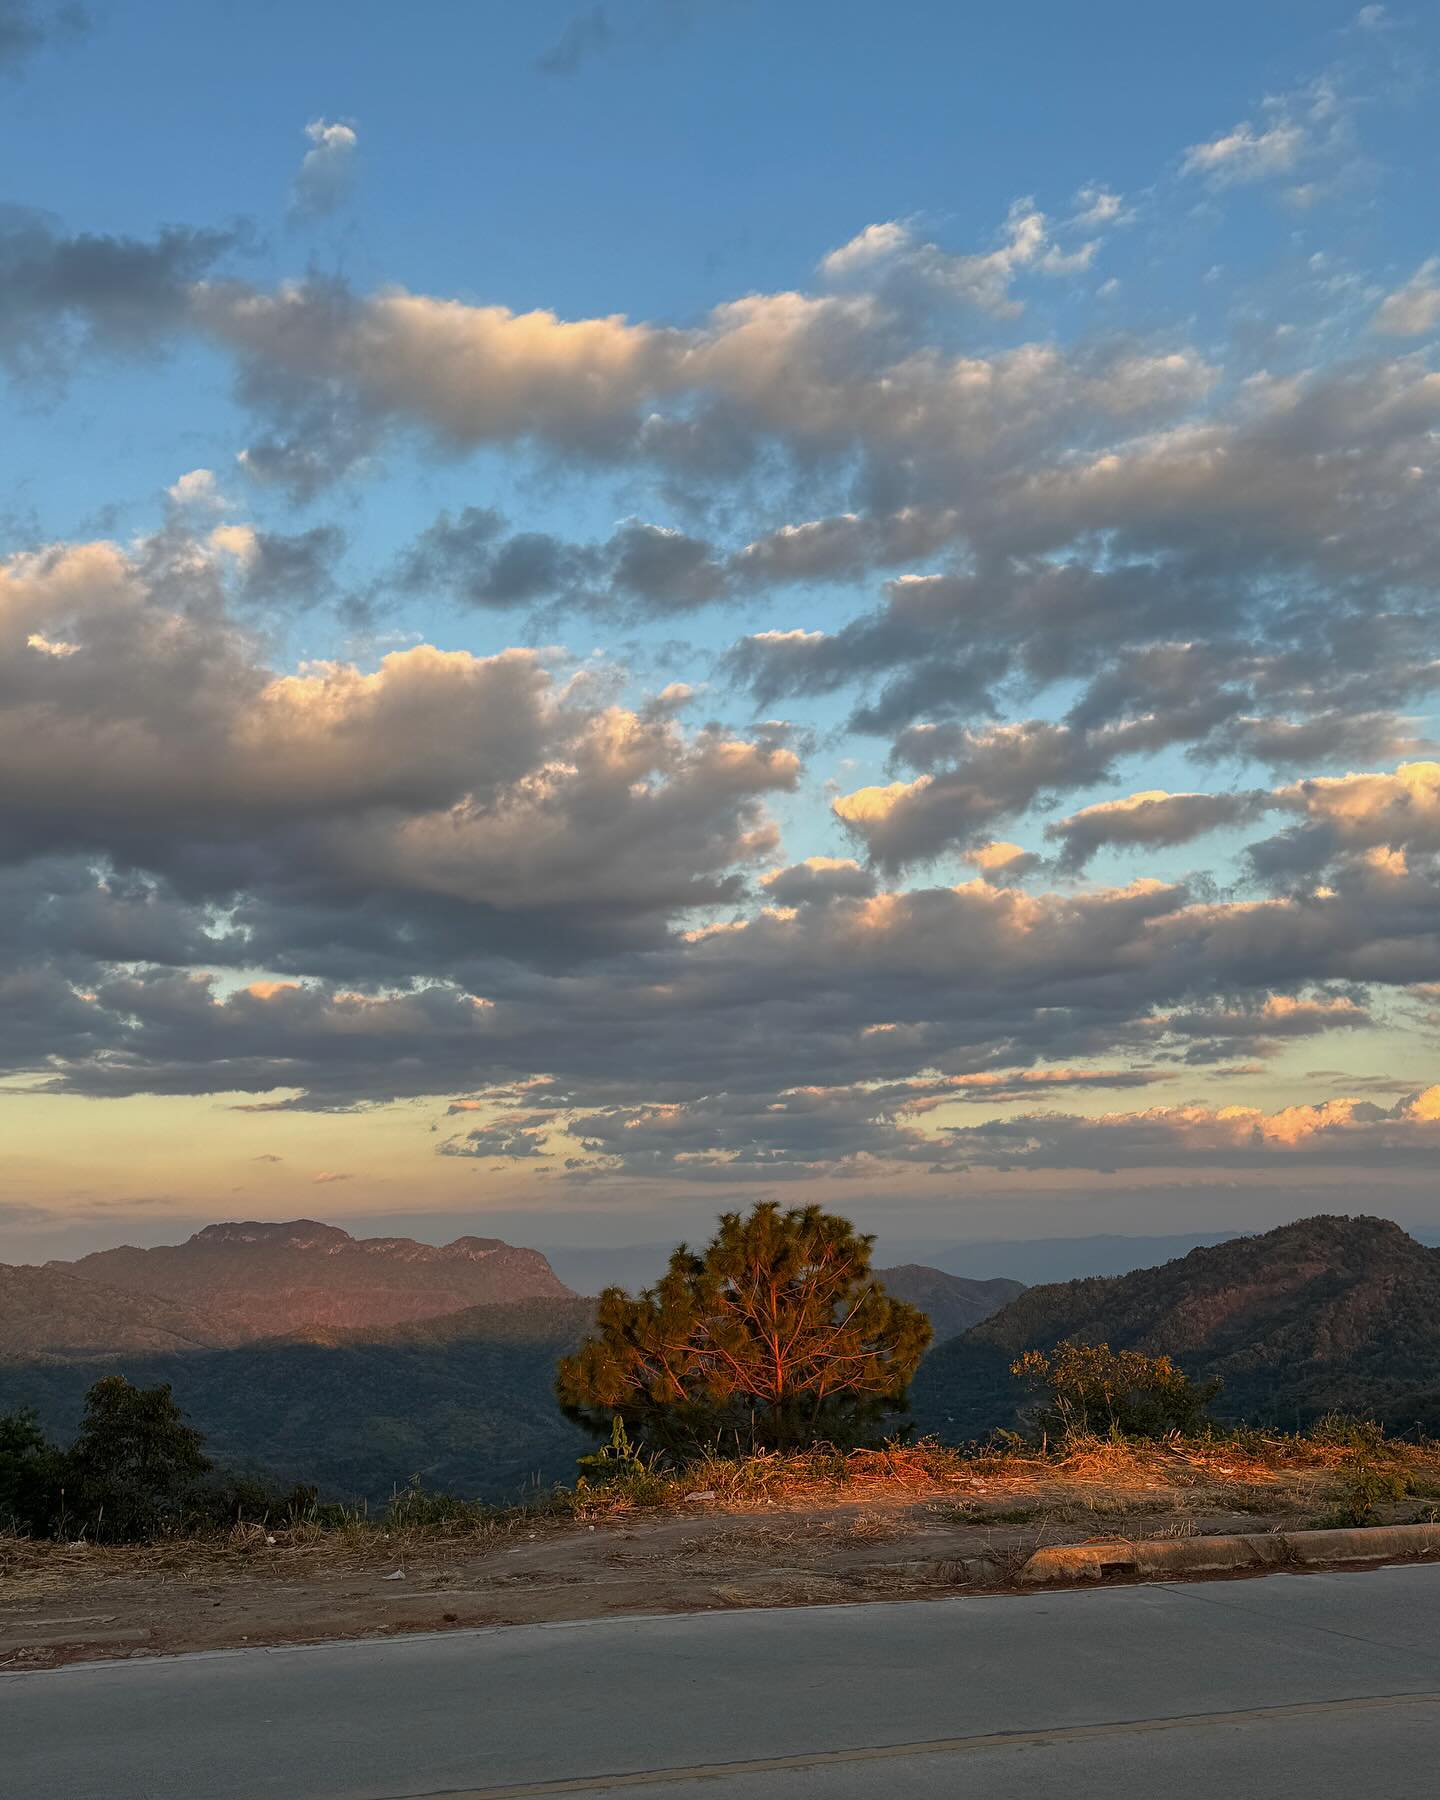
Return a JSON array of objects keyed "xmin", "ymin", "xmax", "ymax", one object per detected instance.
[{"xmin": 1308, "ymin": 1415, "xmax": 1390, "ymax": 1453}]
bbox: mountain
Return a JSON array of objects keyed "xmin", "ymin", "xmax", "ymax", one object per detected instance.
[
  {"xmin": 912, "ymin": 1215, "xmax": 1440, "ymax": 1440},
  {"xmin": 62, "ymin": 1219, "xmax": 575, "ymax": 1337},
  {"xmin": 0, "ymin": 1264, "xmax": 238, "ymax": 1359},
  {"xmin": 874, "ymin": 1266, "xmax": 1024, "ymax": 1342}
]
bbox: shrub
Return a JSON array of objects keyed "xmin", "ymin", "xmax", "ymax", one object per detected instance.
[
  {"xmin": 1307, "ymin": 1413, "xmax": 1389, "ymax": 1452},
  {"xmin": 386, "ymin": 1479, "xmax": 488, "ymax": 1530},
  {"xmin": 1011, "ymin": 1341, "xmax": 1221, "ymax": 1442}
]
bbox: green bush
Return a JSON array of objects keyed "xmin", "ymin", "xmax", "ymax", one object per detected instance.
[{"xmin": 1011, "ymin": 1341, "xmax": 1222, "ymax": 1443}]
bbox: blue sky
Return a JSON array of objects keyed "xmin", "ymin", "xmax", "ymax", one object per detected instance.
[{"xmin": 1, "ymin": 0, "xmax": 1439, "ymax": 1258}]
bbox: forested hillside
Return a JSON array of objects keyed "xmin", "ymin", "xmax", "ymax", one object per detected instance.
[{"xmin": 913, "ymin": 1215, "xmax": 1440, "ymax": 1440}]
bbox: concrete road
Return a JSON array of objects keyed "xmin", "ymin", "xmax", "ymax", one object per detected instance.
[{"xmin": 6, "ymin": 1565, "xmax": 1440, "ymax": 1799}]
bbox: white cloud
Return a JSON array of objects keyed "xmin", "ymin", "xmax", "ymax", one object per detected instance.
[
  {"xmin": 1182, "ymin": 119, "xmax": 1306, "ymax": 185},
  {"xmin": 1374, "ymin": 260, "xmax": 1440, "ymax": 336},
  {"xmin": 166, "ymin": 468, "xmax": 227, "ymax": 510},
  {"xmin": 819, "ymin": 200, "xmax": 1101, "ymax": 317},
  {"xmin": 291, "ymin": 118, "xmax": 358, "ymax": 218}
]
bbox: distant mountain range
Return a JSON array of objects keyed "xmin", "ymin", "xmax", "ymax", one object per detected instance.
[
  {"xmin": 913, "ymin": 1214, "xmax": 1440, "ymax": 1440},
  {"xmin": 873, "ymin": 1267, "xmax": 1024, "ymax": 1340},
  {"xmin": 60, "ymin": 1219, "xmax": 575, "ymax": 1340}
]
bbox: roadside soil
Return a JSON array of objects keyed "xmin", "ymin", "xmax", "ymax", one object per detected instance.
[{"xmin": 6, "ymin": 1445, "xmax": 1434, "ymax": 1670}]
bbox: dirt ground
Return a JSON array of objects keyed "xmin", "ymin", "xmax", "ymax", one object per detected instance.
[{"xmin": 6, "ymin": 1441, "xmax": 1427, "ymax": 1670}]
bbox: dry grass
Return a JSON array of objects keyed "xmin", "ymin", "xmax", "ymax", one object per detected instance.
[{"xmin": 7, "ymin": 1428, "xmax": 1439, "ymax": 1601}]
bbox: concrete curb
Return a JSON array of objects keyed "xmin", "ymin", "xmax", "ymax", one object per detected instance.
[{"xmin": 1018, "ymin": 1522, "xmax": 1440, "ymax": 1585}]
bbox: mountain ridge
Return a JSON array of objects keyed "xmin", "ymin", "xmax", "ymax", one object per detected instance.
[
  {"xmin": 912, "ymin": 1214, "xmax": 1440, "ymax": 1440},
  {"xmin": 58, "ymin": 1218, "xmax": 576, "ymax": 1337}
]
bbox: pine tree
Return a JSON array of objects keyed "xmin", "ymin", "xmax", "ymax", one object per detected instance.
[{"xmin": 557, "ymin": 1202, "xmax": 932, "ymax": 1456}]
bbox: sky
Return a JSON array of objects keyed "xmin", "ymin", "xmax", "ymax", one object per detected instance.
[{"xmin": 2, "ymin": 0, "xmax": 1440, "ymax": 1262}]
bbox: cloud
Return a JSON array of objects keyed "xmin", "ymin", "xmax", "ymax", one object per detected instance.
[
  {"xmin": 759, "ymin": 857, "xmax": 877, "ymax": 906},
  {"xmin": 1070, "ymin": 184, "xmax": 1132, "ymax": 230},
  {"xmin": 395, "ymin": 509, "xmax": 730, "ymax": 616},
  {"xmin": 13, "ymin": 833, "xmax": 1435, "ymax": 1117},
  {"xmin": 1182, "ymin": 119, "xmax": 1306, "ymax": 185},
  {"xmin": 0, "ymin": 208, "xmax": 237, "ymax": 380},
  {"xmin": 1180, "ymin": 73, "xmax": 1349, "ymax": 192},
  {"xmin": 561, "ymin": 1080, "xmax": 954, "ymax": 1181},
  {"xmin": 835, "ymin": 720, "xmax": 1140, "ymax": 869},
  {"xmin": 438, "ymin": 1112, "xmax": 551, "ymax": 1159},
  {"xmin": 1374, "ymin": 259, "xmax": 1440, "ymax": 337},
  {"xmin": 185, "ymin": 267, "xmax": 1213, "ymax": 501},
  {"xmin": 962, "ymin": 842, "xmax": 1041, "ymax": 886},
  {"xmin": 166, "ymin": 468, "xmax": 227, "ymax": 511},
  {"xmin": 819, "ymin": 200, "xmax": 1102, "ymax": 318},
  {"xmin": 0, "ymin": 528, "xmax": 798, "ymax": 975},
  {"xmin": 941, "ymin": 1085, "xmax": 1440, "ymax": 1170},
  {"xmin": 291, "ymin": 119, "xmax": 358, "ymax": 219},
  {"xmin": 536, "ymin": 5, "xmax": 613, "ymax": 74},
  {"xmin": 1046, "ymin": 789, "xmax": 1266, "ymax": 872},
  {"xmin": 0, "ymin": 1, "xmax": 87, "ymax": 76},
  {"xmin": 310, "ymin": 1169, "xmax": 352, "ymax": 1183},
  {"xmin": 1157, "ymin": 992, "xmax": 1372, "ymax": 1061}
]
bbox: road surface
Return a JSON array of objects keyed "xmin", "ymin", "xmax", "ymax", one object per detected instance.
[{"xmin": 6, "ymin": 1564, "xmax": 1440, "ymax": 1798}]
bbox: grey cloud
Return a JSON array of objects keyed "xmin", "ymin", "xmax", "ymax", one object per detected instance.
[
  {"xmin": 835, "ymin": 720, "xmax": 1134, "ymax": 870},
  {"xmin": 396, "ymin": 509, "xmax": 722, "ymax": 616},
  {"xmin": 759, "ymin": 858, "xmax": 877, "ymax": 906},
  {"xmin": 16, "ymin": 850, "xmax": 1438, "ymax": 1113},
  {"xmin": 563, "ymin": 1081, "xmax": 951, "ymax": 1181},
  {"xmin": 1209, "ymin": 711, "xmax": 1427, "ymax": 772},
  {"xmin": 1046, "ymin": 789, "xmax": 1268, "ymax": 873},
  {"xmin": 0, "ymin": 208, "xmax": 237, "ymax": 378},
  {"xmin": 438, "ymin": 1113, "xmax": 551, "ymax": 1159},
  {"xmin": 608, "ymin": 520, "xmax": 726, "ymax": 609},
  {"xmin": 0, "ymin": 1, "xmax": 86, "ymax": 75},
  {"xmin": 236, "ymin": 525, "xmax": 345, "ymax": 608},
  {"xmin": 535, "ymin": 5, "xmax": 612, "ymax": 74}
]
